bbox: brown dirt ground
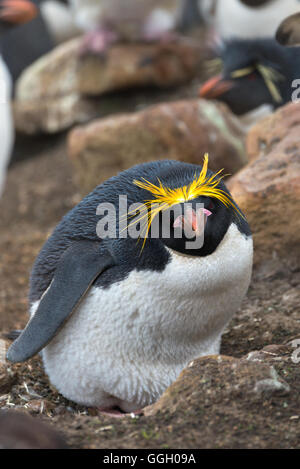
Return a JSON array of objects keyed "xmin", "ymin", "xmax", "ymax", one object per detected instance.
[{"xmin": 0, "ymin": 133, "xmax": 299, "ymax": 449}]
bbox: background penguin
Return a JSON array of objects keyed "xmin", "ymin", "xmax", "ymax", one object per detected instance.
[
  {"xmin": 0, "ymin": 0, "xmax": 78, "ymax": 85},
  {"xmin": 69, "ymin": 0, "xmax": 188, "ymax": 56},
  {"xmin": 7, "ymin": 157, "xmax": 253, "ymax": 415},
  {"xmin": 0, "ymin": 0, "xmax": 38, "ymax": 196},
  {"xmin": 39, "ymin": 0, "xmax": 81, "ymax": 45},
  {"xmin": 199, "ymin": 0, "xmax": 300, "ymax": 40},
  {"xmin": 199, "ymin": 38, "xmax": 300, "ymax": 118}
]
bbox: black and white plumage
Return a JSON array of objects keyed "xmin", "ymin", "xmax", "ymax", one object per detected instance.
[
  {"xmin": 199, "ymin": 0, "xmax": 300, "ymax": 40},
  {"xmin": 7, "ymin": 160, "xmax": 253, "ymax": 413},
  {"xmin": 200, "ymin": 38, "xmax": 300, "ymax": 116},
  {"xmin": 1, "ymin": 0, "xmax": 81, "ymax": 87},
  {"xmin": 39, "ymin": 0, "xmax": 80, "ymax": 44},
  {"xmin": 0, "ymin": 0, "xmax": 79, "ymax": 85},
  {"xmin": 0, "ymin": 0, "xmax": 38, "ymax": 195}
]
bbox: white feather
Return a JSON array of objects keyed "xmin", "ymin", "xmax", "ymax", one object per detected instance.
[
  {"xmin": 199, "ymin": 0, "xmax": 300, "ymax": 39},
  {"xmin": 40, "ymin": 1, "xmax": 81, "ymax": 44},
  {"xmin": 0, "ymin": 56, "xmax": 13, "ymax": 197},
  {"xmin": 31, "ymin": 223, "xmax": 253, "ymax": 411}
]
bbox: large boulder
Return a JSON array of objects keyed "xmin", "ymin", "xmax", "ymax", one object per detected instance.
[
  {"xmin": 13, "ymin": 36, "xmax": 206, "ymax": 135},
  {"xmin": 144, "ymin": 354, "xmax": 290, "ymax": 418},
  {"xmin": 140, "ymin": 348, "xmax": 296, "ymax": 449},
  {"xmin": 68, "ymin": 99, "xmax": 247, "ymax": 194},
  {"xmin": 229, "ymin": 101, "xmax": 300, "ymax": 268}
]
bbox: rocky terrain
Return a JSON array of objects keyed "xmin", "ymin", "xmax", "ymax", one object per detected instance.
[{"xmin": 0, "ymin": 34, "xmax": 299, "ymax": 449}]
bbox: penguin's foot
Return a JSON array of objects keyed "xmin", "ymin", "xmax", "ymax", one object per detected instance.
[
  {"xmin": 79, "ymin": 28, "xmax": 119, "ymax": 58},
  {"xmin": 97, "ymin": 406, "xmax": 143, "ymax": 419}
]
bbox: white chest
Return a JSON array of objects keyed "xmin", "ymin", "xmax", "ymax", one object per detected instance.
[{"xmin": 39, "ymin": 223, "xmax": 253, "ymax": 409}]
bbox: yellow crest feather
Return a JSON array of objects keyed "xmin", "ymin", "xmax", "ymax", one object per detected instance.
[{"xmin": 129, "ymin": 154, "xmax": 242, "ymax": 250}]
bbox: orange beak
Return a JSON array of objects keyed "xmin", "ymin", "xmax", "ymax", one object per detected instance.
[
  {"xmin": 173, "ymin": 207, "xmax": 212, "ymax": 238},
  {"xmin": 0, "ymin": 0, "xmax": 37, "ymax": 25},
  {"xmin": 199, "ymin": 75, "xmax": 235, "ymax": 99}
]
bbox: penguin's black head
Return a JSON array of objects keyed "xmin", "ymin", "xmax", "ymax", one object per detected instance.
[
  {"xmin": 128, "ymin": 156, "xmax": 244, "ymax": 258},
  {"xmin": 0, "ymin": 0, "xmax": 37, "ymax": 34},
  {"xmin": 199, "ymin": 38, "xmax": 295, "ymax": 115},
  {"xmin": 158, "ymin": 193, "xmax": 231, "ymax": 257}
]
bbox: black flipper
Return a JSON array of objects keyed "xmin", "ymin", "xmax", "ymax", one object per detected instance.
[{"xmin": 7, "ymin": 241, "xmax": 115, "ymax": 363}]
